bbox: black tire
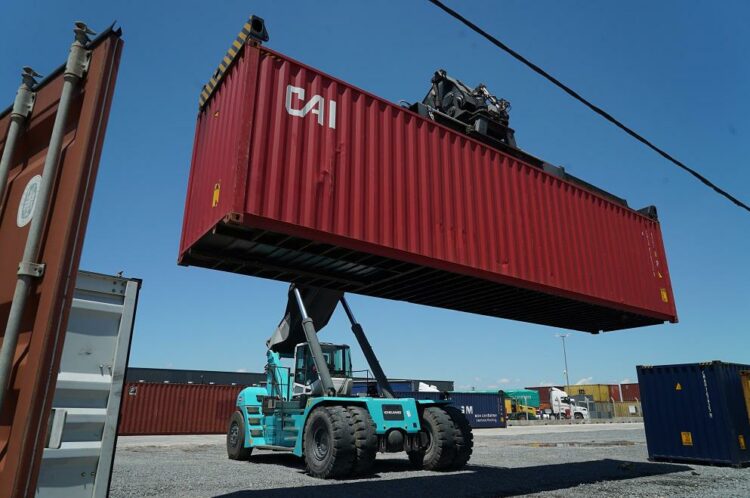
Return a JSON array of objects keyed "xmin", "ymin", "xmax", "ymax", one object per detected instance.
[
  {"xmin": 303, "ymin": 406, "xmax": 356, "ymax": 478},
  {"xmin": 227, "ymin": 411, "xmax": 253, "ymax": 460},
  {"xmin": 408, "ymin": 406, "xmax": 457, "ymax": 471},
  {"xmin": 346, "ymin": 406, "xmax": 377, "ymax": 475},
  {"xmin": 574, "ymin": 412, "xmax": 584, "ymax": 420},
  {"xmin": 442, "ymin": 405, "xmax": 473, "ymax": 470}
]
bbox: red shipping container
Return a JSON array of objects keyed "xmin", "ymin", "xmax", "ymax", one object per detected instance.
[
  {"xmin": 620, "ymin": 383, "xmax": 641, "ymax": 402},
  {"xmin": 118, "ymin": 383, "xmax": 243, "ymax": 435},
  {"xmin": 609, "ymin": 384, "xmax": 623, "ymax": 402},
  {"xmin": 0, "ymin": 28, "xmax": 122, "ymax": 496},
  {"xmin": 179, "ymin": 38, "xmax": 677, "ymax": 333}
]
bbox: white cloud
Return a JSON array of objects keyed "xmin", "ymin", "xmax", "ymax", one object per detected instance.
[
  {"xmin": 497, "ymin": 378, "xmax": 511, "ymax": 385},
  {"xmin": 236, "ymin": 368, "xmax": 247, "ymax": 373},
  {"xmin": 575, "ymin": 377, "xmax": 594, "ymax": 385},
  {"xmin": 620, "ymin": 378, "xmax": 632, "ymax": 384},
  {"xmin": 538, "ymin": 380, "xmax": 555, "ymax": 387}
]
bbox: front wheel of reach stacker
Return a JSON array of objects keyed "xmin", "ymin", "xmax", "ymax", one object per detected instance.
[
  {"xmin": 407, "ymin": 406, "xmax": 457, "ymax": 470},
  {"xmin": 227, "ymin": 411, "xmax": 253, "ymax": 460},
  {"xmin": 303, "ymin": 406, "xmax": 356, "ymax": 478}
]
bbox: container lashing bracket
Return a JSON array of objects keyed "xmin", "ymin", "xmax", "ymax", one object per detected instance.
[{"xmin": 17, "ymin": 261, "xmax": 45, "ymax": 278}]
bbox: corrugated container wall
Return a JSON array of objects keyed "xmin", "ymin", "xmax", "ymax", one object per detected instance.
[
  {"xmin": 609, "ymin": 384, "xmax": 623, "ymax": 402},
  {"xmin": 525, "ymin": 386, "xmax": 557, "ymax": 408},
  {"xmin": 118, "ymin": 383, "xmax": 242, "ymax": 435},
  {"xmin": 0, "ymin": 29, "xmax": 123, "ymax": 497},
  {"xmin": 565, "ymin": 384, "xmax": 619, "ymax": 403},
  {"xmin": 614, "ymin": 401, "xmax": 642, "ymax": 418},
  {"xmin": 503, "ymin": 389, "xmax": 541, "ymax": 408},
  {"xmin": 621, "ymin": 383, "xmax": 641, "ymax": 401},
  {"xmin": 179, "ymin": 40, "xmax": 677, "ymax": 334},
  {"xmin": 637, "ymin": 362, "xmax": 750, "ymax": 467},
  {"xmin": 398, "ymin": 391, "xmax": 507, "ymax": 428}
]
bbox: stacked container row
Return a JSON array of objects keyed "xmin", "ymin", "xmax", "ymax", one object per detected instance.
[{"xmin": 565, "ymin": 384, "xmax": 622, "ymax": 402}]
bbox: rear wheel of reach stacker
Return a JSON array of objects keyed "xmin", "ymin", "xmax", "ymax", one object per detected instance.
[
  {"xmin": 407, "ymin": 406, "xmax": 457, "ymax": 470},
  {"xmin": 303, "ymin": 406, "xmax": 356, "ymax": 478},
  {"xmin": 227, "ymin": 411, "xmax": 253, "ymax": 460},
  {"xmin": 442, "ymin": 405, "xmax": 473, "ymax": 469}
]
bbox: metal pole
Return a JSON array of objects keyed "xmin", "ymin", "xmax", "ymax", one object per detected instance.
[
  {"xmin": 340, "ymin": 296, "xmax": 394, "ymax": 399},
  {"xmin": 0, "ymin": 23, "xmax": 94, "ymax": 414},
  {"xmin": 292, "ymin": 287, "xmax": 335, "ymax": 396},
  {"xmin": 0, "ymin": 67, "xmax": 39, "ymax": 206},
  {"xmin": 556, "ymin": 333, "xmax": 571, "ymax": 389}
]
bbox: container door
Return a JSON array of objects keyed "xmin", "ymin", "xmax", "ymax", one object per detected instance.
[
  {"xmin": 36, "ymin": 271, "xmax": 140, "ymax": 498},
  {"xmin": 741, "ymin": 371, "xmax": 750, "ymax": 426}
]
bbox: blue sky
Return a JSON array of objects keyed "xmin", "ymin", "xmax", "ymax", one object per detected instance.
[{"xmin": 2, "ymin": 1, "xmax": 748, "ymax": 390}]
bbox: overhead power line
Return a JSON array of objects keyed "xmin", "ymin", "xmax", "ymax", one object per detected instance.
[{"xmin": 428, "ymin": 0, "xmax": 750, "ymax": 214}]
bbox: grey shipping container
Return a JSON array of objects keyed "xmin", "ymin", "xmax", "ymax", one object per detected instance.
[{"xmin": 637, "ymin": 361, "xmax": 750, "ymax": 467}]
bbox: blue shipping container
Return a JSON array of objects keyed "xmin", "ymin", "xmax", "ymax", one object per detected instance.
[
  {"xmin": 398, "ymin": 391, "xmax": 507, "ymax": 428},
  {"xmin": 637, "ymin": 361, "xmax": 750, "ymax": 467},
  {"xmin": 352, "ymin": 381, "xmax": 414, "ymax": 395}
]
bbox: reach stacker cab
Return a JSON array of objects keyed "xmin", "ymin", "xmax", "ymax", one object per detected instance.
[{"xmin": 226, "ymin": 285, "xmax": 473, "ymax": 478}]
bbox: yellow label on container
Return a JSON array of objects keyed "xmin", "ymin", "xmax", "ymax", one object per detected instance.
[
  {"xmin": 660, "ymin": 288, "xmax": 669, "ymax": 303},
  {"xmin": 740, "ymin": 435, "xmax": 746, "ymax": 450},
  {"xmin": 681, "ymin": 431, "xmax": 693, "ymax": 446},
  {"xmin": 212, "ymin": 183, "xmax": 221, "ymax": 207},
  {"xmin": 675, "ymin": 383, "xmax": 682, "ymax": 391}
]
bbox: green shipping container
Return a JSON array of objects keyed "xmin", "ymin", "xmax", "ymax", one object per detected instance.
[{"xmin": 503, "ymin": 389, "xmax": 540, "ymax": 408}]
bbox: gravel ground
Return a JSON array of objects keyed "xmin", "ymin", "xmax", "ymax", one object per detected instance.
[{"xmin": 110, "ymin": 423, "xmax": 750, "ymax": 497}]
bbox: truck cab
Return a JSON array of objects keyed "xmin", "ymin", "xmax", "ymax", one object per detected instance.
[{"xmin": 549, "ymin": 387, "xmax": 590, "ymax": 420}]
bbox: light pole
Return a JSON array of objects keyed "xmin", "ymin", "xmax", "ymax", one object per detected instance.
[{"xmin": 555, "ymin": 333, "xmax": 571, "ymax": 389}]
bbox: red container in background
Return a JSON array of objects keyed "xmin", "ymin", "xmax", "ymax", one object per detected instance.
[
  {"xmin": 118, "ymin": 383, "xmax": 243, "ymax": 435},
  {"xmin": 620, "ymin": 383, "xmax": 642, "ymax": 402},
  {"xmin": 525, "ymin": 386, "xmax": 557, "ymax": 408},
  {"xmin": 609, "ymin": 384, "xmax": 623, "ymax": 402},
  {"xmin": 179, "ymin": 40, "xmax": 677, "ymax": 333}
]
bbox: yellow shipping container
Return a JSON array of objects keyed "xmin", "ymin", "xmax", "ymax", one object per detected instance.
[
  {"xmin": 614, "ymin": 401, "xmax": 642, "ymax": 417},
  {"xmin": 565, "ymin": 384, "xmax": 614, "ymax": 403}
]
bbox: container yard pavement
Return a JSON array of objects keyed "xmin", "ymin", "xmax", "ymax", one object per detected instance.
[{"xmin": 110, "ymin": 423, "xmax": 750, "ymax": 497}]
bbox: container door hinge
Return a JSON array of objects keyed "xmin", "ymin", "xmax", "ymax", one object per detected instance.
[
  {"xmin": 18, "ymin": 261, "xmax": 45, "ymax": 278},
  {"xmin": 11, "ymin": 67, "xmax": 40, "ymax": 119},
  {"xmin": 65, "ymin": 22, "xmax": 96, "ymax": 79}
]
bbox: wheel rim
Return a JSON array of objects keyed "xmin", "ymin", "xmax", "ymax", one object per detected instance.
[
  {"xmin": 312, "ymin": 423, "xmax": 330, "ymax": 461},
  {"xmin": 229, "ymin": 422, "xmax": 240, "ymax": 447}
]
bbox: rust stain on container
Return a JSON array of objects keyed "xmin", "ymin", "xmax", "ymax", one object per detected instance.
[
  {"xmin": 0, "ymin": 29, "xmax": 123, "ymax": 497},
  {"xmin": 179, "ymin": 41, "xmax": 677, "ymax": 333},
  {"xmin": 118, "ymin": 383, "xmax": 244, "ymax": 435}
]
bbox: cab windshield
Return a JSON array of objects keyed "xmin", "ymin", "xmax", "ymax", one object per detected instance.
[{"xmin": 295, "ymin": 344, "xmax": 352, "ymax": 385}]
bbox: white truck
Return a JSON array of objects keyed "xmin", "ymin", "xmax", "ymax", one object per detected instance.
[{"xmin": 549, "ymin": 387, "xmax": 590, "ymax": 420}]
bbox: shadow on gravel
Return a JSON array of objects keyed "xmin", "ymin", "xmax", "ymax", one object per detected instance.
[{"xmin": 215, "ymin": 458, "xmax": 691, "ymax": 497}]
